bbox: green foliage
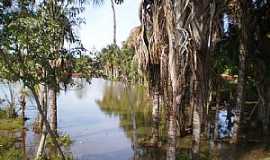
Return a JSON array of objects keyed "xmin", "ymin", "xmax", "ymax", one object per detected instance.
[
  {"xmin": 213, "ymin": 28, "xmax": 239, "ymax": 75},
  {"xmin": 0, "ymin": 0, "xmax": 85, "ymax": 91}
]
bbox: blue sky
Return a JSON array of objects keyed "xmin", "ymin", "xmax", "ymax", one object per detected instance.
[{"xmin": 79, "ymin": 0, "xmax": 140, "ymax": 51}]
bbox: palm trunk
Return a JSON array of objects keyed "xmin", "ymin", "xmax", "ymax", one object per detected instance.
[
  {"xmin": 164, "ymin": 1, "xmax": 178, "ymax": 159},
  {"xmin": 49, "ymin": 88, "xmax": 57, "ymax": 133},
  {"xmin": 192, "ymin": 104, "xmax": 201, "ymax": 159},
  {"xmin": 111, "ymin": 0, "xmax": 116, "ymax": 44},
  {"xmin": 191, "ymin": 74, "xmax": 202, "ymax": 160},
  {"xmin": 231, "ymin": 0, "xmax": 249, "ymax": 143}
]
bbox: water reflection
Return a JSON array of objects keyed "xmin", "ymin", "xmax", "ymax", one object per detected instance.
[{"xmin": 96, "ymin": 81, "xmax": 167, "ymax": 160}]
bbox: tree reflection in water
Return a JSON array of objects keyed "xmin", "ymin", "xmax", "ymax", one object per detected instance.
[{"xmin": 96, "ymin": 81, "xmax": 167, "ymax": 160}]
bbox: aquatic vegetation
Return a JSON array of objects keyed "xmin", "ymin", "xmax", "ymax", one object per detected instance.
[{"xmin": 47, "ymin": 134, "xmax": 73, "ymax": 148}]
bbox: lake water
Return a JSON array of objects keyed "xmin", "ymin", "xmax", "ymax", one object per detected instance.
[
  {"xmin": 57, "ymin": 79, "xmax": 133, "ymax": 160},
  {"xmin": 1, "ymin": 78, "xmax": 269, "ymax": 160},
  {"xmin": 25, "ymin": 78, "xmax": 152, "ymax": 160}
]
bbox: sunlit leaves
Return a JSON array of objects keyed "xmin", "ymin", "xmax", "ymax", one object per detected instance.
[{"xmin": 0, "ymin": 0, "xmax": 85, "ymax": 90}]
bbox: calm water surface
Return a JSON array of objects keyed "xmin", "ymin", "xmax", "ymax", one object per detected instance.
[
  {"xmin": 1, "ymin": 79, "xmax": 269, "ymax": 160},
  {"xmin": 58, "ymin": 79, "xmax": 133, "ymax": 160},
  {"xmin": 27, "ymin": 78, "xmax": 141, "ymax": 160}
]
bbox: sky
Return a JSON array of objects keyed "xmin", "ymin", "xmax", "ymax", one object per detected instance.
[{"xmin": 79, "ymin": 0, "xmax": 141, "ymax": 51}]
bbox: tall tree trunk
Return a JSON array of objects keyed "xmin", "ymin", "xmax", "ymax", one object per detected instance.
[
  {"xmin": 111, "ymin": 0, "xmax": 117, "ymax": 44},
  {"xmin": 231, "ymin": 0, "xmax": 249, "ymax": 144},
  {"xmin": 49, "ymin": 88, "xmax": 57, "ymax": 133},
  {"xmin": 164, "ymin": 1, "xmax": 178, "ymax": 159}
]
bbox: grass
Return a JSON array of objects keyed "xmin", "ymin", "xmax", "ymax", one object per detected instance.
[
  {"xmin": 0, "ymin": 109, "xmax": 24, "ymax": 159},
  {"xmin": 0, "ymin": 147, "xmax": 23, "ymax": 160},
  {"xmin": 0, "ymin": 118, "xmax": 23, "ymax": 131}
]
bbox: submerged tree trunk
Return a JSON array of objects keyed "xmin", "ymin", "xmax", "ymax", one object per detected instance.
[
  {"xmin": 149, "ymin": 64, "xmax": 161, "ymax": 145},
  {"xmin": 190, "ymin": 68, "xmax": 203, "ymax": 160},
  {"xmin": 36, "ymin": 85, "xmax": 48, "ymax": 159},
  {"xmin": 132, "ymin": 111, "xmax": 139, "ymax": 160},
  {"xmin": 164, "ymin": 1, "xmax": 178, "ymax": 159},
  {"xmin": 151, "ymin": 88, "xmax": 160, "ymax": 145},
  {"xmin": 19, "ymin": 93, "xmax": 26, "ymax": 119},
  {"xmin": 49, "ymin": 88, "xmax": 57, "ymax": 133},
  {"xmin": 36, "ymin": 125, "xmax": 47, "ymax": 159},
  {"xmin": 29, "ymin": 86, "xmax": 65, "ymax": 160}
]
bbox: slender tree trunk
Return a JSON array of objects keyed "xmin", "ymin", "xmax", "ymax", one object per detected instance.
[
  {"xmin": 49, "ymin": 88, "xmax": 57, "ymax": 133},
  {"xmin": 111, "ymin": 0, "xmax": 117, "ymax": 44},
  {"xmin": 36, "ymin": 86, "xmax": 48, "ymax": 159},
  {"xmin": 264, "ymin": 86, "xmax": 270, "ymax": 135},
  {"xmin": 231, "ymin": 0, "xmax": 249, "ymax": 143},
  {"xmin": 36, "ymin": 125, "xmax": 47, "ymax": 159},
  {"xmin": 28, "ymin": 85, "xmax": 65, "ymax": 160},
  {"xmin": 214, "ymin": 86, "xmax": 221, "ymax": 141},
  {"xmin": 38, "ymin": 84, "xmax": 45, "ymax": 131}
]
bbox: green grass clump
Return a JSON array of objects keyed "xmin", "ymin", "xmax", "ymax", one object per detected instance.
[
  {"xmin": 47, "ymin": 134, "xmax": 73, "ymax": 148},
  {"xmin": 0, "ymin": 136, "xmax": 16, "ymax": 148},
  {"xmin": 0, "ymin": 118, "xmax": 23, "ymax": 131},
  {"xmin": 0, "ymin": 147, "xmax": 23, "ymax": 160},
  {"xmin": 0, "ymin": 110, "xmax": 7, "ymax": 119}
]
